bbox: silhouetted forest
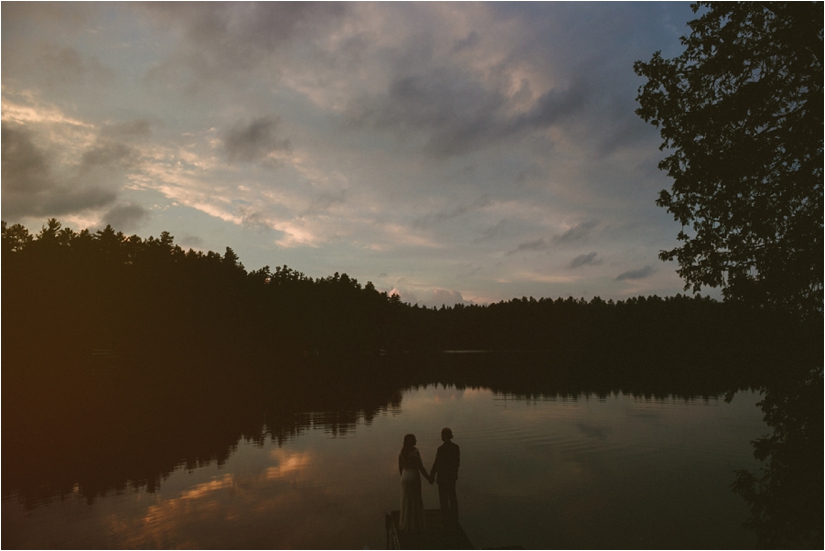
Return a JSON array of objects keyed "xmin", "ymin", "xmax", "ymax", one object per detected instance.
[{"xmin": 3, "ymin": 219, "xmax": 819, "ymax": 373}]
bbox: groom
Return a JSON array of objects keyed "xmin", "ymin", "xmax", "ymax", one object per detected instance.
[{"xmin": 428, "ymin": 427, "xmax": 460, "ymax": 528}]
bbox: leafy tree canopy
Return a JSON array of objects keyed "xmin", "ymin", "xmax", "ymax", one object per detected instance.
[{"xmin": 634, "ymin": 2, "xmax": 823, "ymax": 319}]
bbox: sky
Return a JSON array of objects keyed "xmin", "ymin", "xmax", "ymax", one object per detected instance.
[{"xmin": 1, "ymin": 2, "xmax": 710, "ymax": 307}]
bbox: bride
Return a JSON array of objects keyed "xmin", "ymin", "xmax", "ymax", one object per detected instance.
[{"xmin": 398, "ymin": 434, "xmax": 431, "ymax": 532}]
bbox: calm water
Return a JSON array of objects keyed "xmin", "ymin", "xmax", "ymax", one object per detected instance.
[{"xmin": 3, "ymin": 383, "xmax": 766, "ymax": 549}]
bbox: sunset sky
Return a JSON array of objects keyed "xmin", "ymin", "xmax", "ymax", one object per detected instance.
[{"xmin": 1, "ymin": 2, "xmax": 709, "ymax": 307}]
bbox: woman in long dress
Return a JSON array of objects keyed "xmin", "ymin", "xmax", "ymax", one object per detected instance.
[{"xmin": 398, "ymin": 434, "xmax": 430, "ymax": 532}]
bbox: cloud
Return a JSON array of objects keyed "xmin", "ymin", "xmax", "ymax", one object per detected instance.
[
  {"xmin": 102, "ymin": 203, "xmax": 150, "ymax": 232},
  {"xmin": 616, "ymin": 265, "xmax": 655, "ymax": 281},
  {"xmin": 1, "ymin": 7, "xmax": 114, "ymax": 94},
  {"xmin": 222, "ymin": 117, "xmax": 290, "ymax": 164},
  {"xmin": 141, "ymin": 3, "xmax": 349, "ymax": 91},
  {"xmin": 452, "ymin": 30, "xmax": 481, "ymax": 53},
  {"xmin": 0, "ymin": 2, "xmax": 696, "ymax": 305},
  {"xmin": 553, "ymin": 220, "xmax": 599, "ymax": 244},
  {"xmin": 178, "ymin": 233, "xmax": 204, "ymax": 248},
  {"xmin": 506, "ymin": 238, "xmax": 548, "ymax": 256},
  {"xmin": 80, "ymin": 141, "xmax": 138, "ymax": 173},
  {"xmin": 512, "ymin": 78, "xmax": 590, "ymax": 131},
  {"xmin": 346, "ymin": 67, "xmax": 590, "ymax": 159},
  {"xmin": 413, "ymin": 196, "xmax": 492, "ymax": 229},
  {"xmin": 332, "ymin": 3, "xmax": 667, "ymax": 165},
  {"xmin": 346, "ymin": 67, "xmax": 503, "ymax": 157},
  {"xmin": 36, "ymin": 46, "xmax": 114, "ymax": 87},
  {"xmin": 475, "ymin": 219, "xmax": 509, "ymax": 242},
  {"xmin": 568, "ymin": 252, "xmax": 601, "ymax": 269},
  {"xmin": 401, "ymin": 288, "xmax": 472, "ymax": 308},
  {"xmin": 1, "ymin": 123, "xmax": 117, "ymax": 219},
  {"xmin": 100, "ymin": 119, "xmax": 153, "ymax": 140},
  {"xmin": 1, "ymin": 123, "xmax": 51, "ymax": 193},
  {"xmin": 503, "ymin": 221, "xmax": 600, "ymax": 256},
  {"xmin": 427, "ymin": 288, "xmax": 471, "ymax": 308},
  {"xmin": 0, "ymin": 3, "xmax": 99, "ymax": 36},
  {"xmin": 305, "ymin": 190, "xmax": 347, "ymax": 215}
]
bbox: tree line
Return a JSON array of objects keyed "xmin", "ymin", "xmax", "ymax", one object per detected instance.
[{"xmin": 3, "ymin": 219, "xmax": 818, "ymax": 377}]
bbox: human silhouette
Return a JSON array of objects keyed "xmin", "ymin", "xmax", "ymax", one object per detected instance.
[
  {"xmin": 429, "ymin": 427, "xmax": 460, "ymax": 528},
  {"xmin": 398, "ymin": 433, "xmax": 429, "ymax": 532}
]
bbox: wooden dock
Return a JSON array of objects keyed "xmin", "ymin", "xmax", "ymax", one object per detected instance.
[{"xmin": 386, "ymin": 509, "xmax": 473, "ymax": 550}]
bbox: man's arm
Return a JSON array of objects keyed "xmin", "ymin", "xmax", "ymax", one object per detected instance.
[{"xmin": 430, "ymin": 447, "xmax": 442, "ymax": 480}]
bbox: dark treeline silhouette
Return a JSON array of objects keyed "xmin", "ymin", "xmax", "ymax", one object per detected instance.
[
  {"xmin": 3, "ymin": 219, "xmax": 819, "ymax": 373},
  {"xmin": 3, "ymin": 219, "xmax": 403, "ymax": 365}
]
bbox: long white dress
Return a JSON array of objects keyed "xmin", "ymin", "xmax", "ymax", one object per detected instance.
[{"xmin": 399, "ymin": 448, "xmax": 425, "ymax": 532}]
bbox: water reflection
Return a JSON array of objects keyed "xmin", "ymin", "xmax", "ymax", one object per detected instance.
[
  {"xmin": 731, "ymin": 367, "xmax": 824, "ymax": 548},
  {"xmin": 267, "ymin": 449, "xmax": 313, "ymax": 480},
  {"xmin": 2, "ymin": 352, "xmax": 818, "ymax": 548}
]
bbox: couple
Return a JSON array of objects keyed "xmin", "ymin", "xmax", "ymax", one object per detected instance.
[{"xmin": 398, "ymin": 428, "xmax": 460, "ymax": 533}]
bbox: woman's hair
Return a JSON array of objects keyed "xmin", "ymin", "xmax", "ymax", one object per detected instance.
[{"xmin": 400, "ymin": 434, "xmax": 416, "ymax": 460}]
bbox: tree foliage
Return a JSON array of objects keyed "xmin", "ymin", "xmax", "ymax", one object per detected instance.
[
  {"xmin": 634, "ymin": 2, "xmax": 823, "ymax": 319},
  {"xmin": 4, "ymin": 218, "xmax": 815, "ymax": 373}
]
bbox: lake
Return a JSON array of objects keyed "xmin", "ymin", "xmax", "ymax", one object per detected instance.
[{"xmin": 3, "ymin": 363, "xmax": 767, "ymax": 549}]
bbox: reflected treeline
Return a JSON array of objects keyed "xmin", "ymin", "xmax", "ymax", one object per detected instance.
[
  {"xmin": 383, "ymin": 350, "xmax": 758, "ymax": 403},
  {"xmin": 3, "ymin": 354, "xmax": 405, "ymax": 510},
  {"xmin": 0, "ymin": 349, "xmax": 774, "ymax": 510},
  {"xmin": 3, "ymin": 219, "xmax": 819, "ymax": 370},
  {"xmin": 731, "ymin": 367, "xmax": 823, "ymax": 549}
]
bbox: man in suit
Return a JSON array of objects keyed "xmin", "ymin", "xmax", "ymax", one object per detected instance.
[{"xmin": 428, "ymin": 427, "xmax": 460, "ymax": 528}]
